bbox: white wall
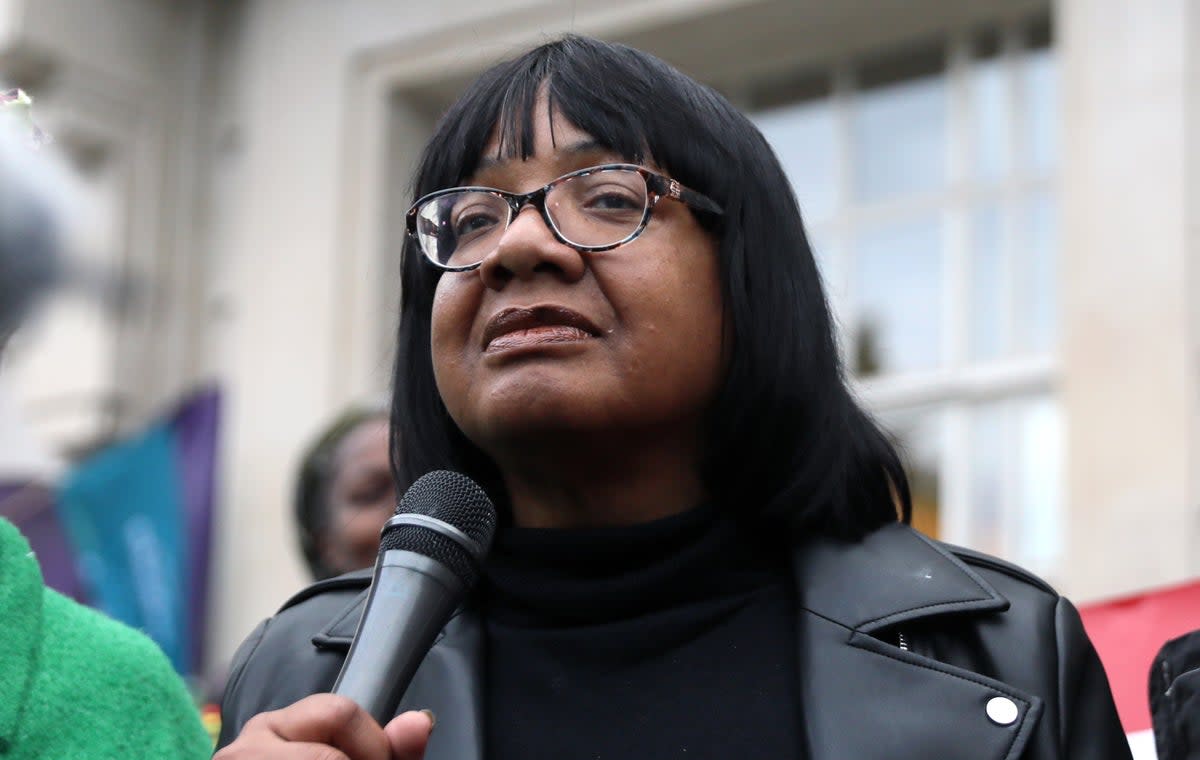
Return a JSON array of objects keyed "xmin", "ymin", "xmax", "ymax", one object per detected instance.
[{"xmin": 1058, "ymin": 0, "xmax": 1200, "ymax": 601}]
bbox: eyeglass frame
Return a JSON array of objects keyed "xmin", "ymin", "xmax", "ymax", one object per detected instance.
[{"xmin": 405, "ymin": 162, "xmax": 724, "ymax": 272}]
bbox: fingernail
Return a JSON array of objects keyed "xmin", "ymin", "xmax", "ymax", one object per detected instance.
[{"xmin": 420, "ymin": 708, "xmax": 437, "ymax": 734}]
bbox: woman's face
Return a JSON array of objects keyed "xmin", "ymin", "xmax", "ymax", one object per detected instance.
[
  {"xmin": 430, "ymin": 95, "xmax": 727, "ymax": 461},
  {"xmin": 321, "ymin": 418, "xmax": 395, "ymax": 575}
]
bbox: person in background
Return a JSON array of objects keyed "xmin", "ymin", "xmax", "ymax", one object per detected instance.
[
  {"xmin": 0, "ymin": 90, "xmax": 211, "ymax": 759},
  {"xmin": 294, "ymin": 406, "xmax": 395, "ymax": 580}
]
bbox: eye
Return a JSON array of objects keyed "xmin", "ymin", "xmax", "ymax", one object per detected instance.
[
  {"xmin": 580, "ymin": 184, "xmax": 644, "ymax": 213},
  {"xmin": 587, "ymin": 191, "xmax": 641, "ymax": 211},
  {"xmin": 452, "ymin": 205, "xmax": 503, "ymax": 239}
]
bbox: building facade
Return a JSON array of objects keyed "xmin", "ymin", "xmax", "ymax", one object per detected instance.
[{"xmin": 0, "ymin": 0, "xmax": 1197, "ymax": 680}]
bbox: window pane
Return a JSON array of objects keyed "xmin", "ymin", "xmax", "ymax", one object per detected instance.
[
  {"xmin": 755, "ymin": 98, "xmax": 838, "ymax": 222},
  {"xmin": 852, "ymin": 214, "xmax": 943, "ymax": 376},
  {"xmin": 882, "ymin": 406, "xmax": 944, "ymax": 538},
  {"xmin": 1015, "ymin": 191, "xmax": 1057, "ymax": 354},
  {"xmin": 806, "ymin": 225, "xmax": 842, "ymax": 311},
  {"xmin": 969, "ymin": 205, "xmax": 1007, "ymax": 361},
  {"xmin": 1023, "ymin": 48, "xmax": 1058, "ymax": 173},
  {"xmin": 968, "ymin": 402, "xmax": 1006, "ymax": 556},
  {"xmin": 1015, "ymin": 395, "xmax": 1062, "ymax": 573},
  {"xmin": 967, "ymin": 395, "xmax": 1062, "ymax": 573},
  {"xmin": 852, "ymin": 74, "xmax": 947, "ymax": 202},
  {"xmin": 971, "ymin": 56, "xmax": 1010, "ymax": 180}
]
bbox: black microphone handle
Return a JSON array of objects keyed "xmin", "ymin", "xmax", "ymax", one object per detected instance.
[{"xmin": 332, "ymin": 549, "xmax": 465, "ymax": 725}]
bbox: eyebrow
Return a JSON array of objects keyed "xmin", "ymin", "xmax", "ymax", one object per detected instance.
[{"xmin": 474, "ymin": 139, "xmax": 610, "ymax": 172}]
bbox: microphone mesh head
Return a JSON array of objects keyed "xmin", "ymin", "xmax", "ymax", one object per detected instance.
[{"xmin": 379, "ymin": 471, "xmax": 496, "ymax": 586}]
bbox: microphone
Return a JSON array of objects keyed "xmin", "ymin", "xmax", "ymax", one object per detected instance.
[{"xmin": 332, "ymin": 470, "xmax": 497, "ymax": 725}]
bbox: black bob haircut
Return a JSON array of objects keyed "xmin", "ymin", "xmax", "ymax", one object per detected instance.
[{"xmin": 390, "ymin": 35, "xmax": 911, "ymax": 541}]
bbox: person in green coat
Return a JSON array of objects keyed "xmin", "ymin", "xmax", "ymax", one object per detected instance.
[
  {"xmin": 0, "ymin": 518, "xmax": 213, "ymax": 759},
  {"xmin": 0, "ymin": 90, "xmax": 211, "ymax": 760}
]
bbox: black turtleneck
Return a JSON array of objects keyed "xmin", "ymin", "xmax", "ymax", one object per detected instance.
[{"xmin": 482, "ymin": 504, "xmax": 803, "ymax": 760}]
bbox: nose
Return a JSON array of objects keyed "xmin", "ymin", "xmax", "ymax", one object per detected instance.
[{"xmin": 478, "ymin": 204, "xmax": 586, "ymax": 290}]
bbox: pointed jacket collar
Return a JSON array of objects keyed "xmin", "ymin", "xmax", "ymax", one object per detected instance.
[{"xmin": 795, "ymin": 521, "xmax": 1009, "ymax": 632}]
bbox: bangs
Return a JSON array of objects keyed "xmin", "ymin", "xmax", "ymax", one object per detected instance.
[{"xmin": 414, "ymin": 36, "xmax": 724, "ymax": 199}]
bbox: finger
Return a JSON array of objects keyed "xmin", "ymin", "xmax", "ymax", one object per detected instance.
[
  {"xmin": 256, "ymin": 693, "xmax": 391, "ymax": 760},
  {"xmin": 383, "ymin": 710, "xmax": 435, "ymax": 760},
  {"xmin": 213, "ymin": 740, "xmax": 351, "ymax": 760}
]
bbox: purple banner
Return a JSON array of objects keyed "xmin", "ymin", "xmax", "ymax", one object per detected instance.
[
  {"xmin": 0, "ymin": 481, "xmax": 84, "ymax": 601},
  {"xmin": 168, "ymin": 386, "xmax": 221, "ymax": 676}
]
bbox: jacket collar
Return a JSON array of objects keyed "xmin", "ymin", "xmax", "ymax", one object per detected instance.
[{"xmin": 795, "ymin": 521, "xmax": 1009, "ymax": 632}]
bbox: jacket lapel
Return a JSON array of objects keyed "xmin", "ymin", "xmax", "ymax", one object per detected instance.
[{"xmin": 794, "ymin": 524, "xmax": 1041, "ymax": 759}]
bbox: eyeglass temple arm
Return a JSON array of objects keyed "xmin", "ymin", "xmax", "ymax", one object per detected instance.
[{"xmin": 660, "ymin": 177, "xmax": 723, "ymax": 216}]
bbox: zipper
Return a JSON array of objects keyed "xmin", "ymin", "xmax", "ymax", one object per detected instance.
[{"xmin": 897, "ymin": 630, "xmax": 909, "ymax": 652}]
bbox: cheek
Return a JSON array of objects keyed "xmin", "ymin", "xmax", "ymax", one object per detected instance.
[{"xmin": 430, "ymin": 278, "xmax": 478, "ymax": 395}]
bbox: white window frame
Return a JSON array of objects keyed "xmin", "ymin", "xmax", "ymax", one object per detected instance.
[{"xmin": 764, "ymin": 24, "xmax": 1059, "ymax": 565}]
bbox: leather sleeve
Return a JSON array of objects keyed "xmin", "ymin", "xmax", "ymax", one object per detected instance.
[{"xmin": 1054, "ymin": 597, "xmax": 1133, "ymax": 759}]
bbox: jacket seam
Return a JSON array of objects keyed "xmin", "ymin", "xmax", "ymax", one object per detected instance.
[
  {"xmin": 952, "ymin": 550, "xmax": 1057, "ymax": 596},
  {"xmin": 279, "ymin": 574, "xmax": 372, "ymax": 612},
  {"xmin": 858, "ymin": 597, "xmax": 1001, "ymax": 631}
]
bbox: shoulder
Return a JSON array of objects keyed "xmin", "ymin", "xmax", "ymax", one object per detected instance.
[
  {"xmin": 217, "ymin": 570, "xmax": 371, "ymax": 748},
  {"xmin": 278, "ymin": 568, "xmax": 374, "ymax": 613},
  {"xmin": 28, "ymin": 589, "xmax": 211, "ymax": 757},
  {"xmin": 938, "ymin": 540, "xmax": 1059, "ymax": 599},
  {"xmin": 40, "ymin": 587, "xmax": 174, "ymax": 667}
]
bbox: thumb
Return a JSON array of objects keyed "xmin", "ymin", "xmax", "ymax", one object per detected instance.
[{"xmin": 383, "ymin": 709, "xmax": 434, "ymax": 760}]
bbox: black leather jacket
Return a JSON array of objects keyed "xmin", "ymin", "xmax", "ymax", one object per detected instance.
[{"xmin": 217, "ymin": 523, "xmax": 1133, "ymax": 759}]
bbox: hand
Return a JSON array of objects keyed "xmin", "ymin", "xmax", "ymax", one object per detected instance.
[{"xmin": 213, "ymin": 693, "xmax": 434, "ymax": 760}]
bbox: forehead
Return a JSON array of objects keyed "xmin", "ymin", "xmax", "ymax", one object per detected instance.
[{"xmin": 333, "ymin": 418, "xmax": 388, "ymax": 465}]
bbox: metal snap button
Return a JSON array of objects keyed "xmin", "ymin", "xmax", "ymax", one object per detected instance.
[{"xmin": 986, "ymin": 696, "xmax": 1019, "ymax": 726}]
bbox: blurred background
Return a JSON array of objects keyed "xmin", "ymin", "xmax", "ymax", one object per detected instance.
[{"xmin": 0, "ymin": 0, "xmax": 1196, "ymax": 745}]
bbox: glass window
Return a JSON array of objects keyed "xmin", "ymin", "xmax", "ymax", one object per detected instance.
[
  {"xmin": 971, "ymin": 56, "xmax": 1010, "ymax": 180},
  {"xmin": 1015, "ymin": 190, "xmax": 1058, "ymax": 355},
  {"xmin": 1015, "ymin": 395, "xmax": 1062, "ymax": 572},
  {"xmin": 751, "ymin": 19, "xmax": 1059, "ymax": 564},
  {"xmin": 968, "ymin": 403, "xmax": 1006, "ymax": 556},
  {"xmin": 884, "ymin": 406, "xmax": 944, "ymax": 538},
  {"xmin": 969, "ymin": 204, "xmax": 1007, "ymax": 361},
  {"xmin": 852, "ymin": 74, "xmax": 947, "ymax": 202},
  {"xmin": 852, "ymin": 214, "xmax": 943, "ymax": 376},
  {"xmin": 756, "ymin": 99, "xmax": 839, "ymax": 222},
  {"xmin": 967, "ymin": 395, "xmax": 1062, "ymax": 573},
  {"xmin": 1023, "ymin": 48, "xmax": 1058, "ymax": 173}
]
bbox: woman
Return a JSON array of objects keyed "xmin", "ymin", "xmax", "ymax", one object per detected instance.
[
  {"xmin": 294, "ymin": 406, "xmax": 395, "ymax": 580},
  {"xmin": 215, "ymin": 36, "xmax": 1131, "ymax": 759}
]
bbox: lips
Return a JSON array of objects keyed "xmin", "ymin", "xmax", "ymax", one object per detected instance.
[{"xmin": 482, "ymin": 305, "xmax": 601, "ymax": 351}]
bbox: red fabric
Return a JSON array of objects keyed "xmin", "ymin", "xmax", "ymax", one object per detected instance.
[{"xmin": 1078, "ymin": 580, "xmax": 1200, "ymax": 733}]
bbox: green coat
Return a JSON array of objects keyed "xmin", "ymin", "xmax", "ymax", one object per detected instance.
[{"xmin": 0, "ymin": 517, "xmax": 212, "ymax": 759}]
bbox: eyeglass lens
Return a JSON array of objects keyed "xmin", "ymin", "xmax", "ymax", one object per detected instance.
[{"xmin": 414, "ymin": 168, "xmax": 650, "ymax": 268}]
